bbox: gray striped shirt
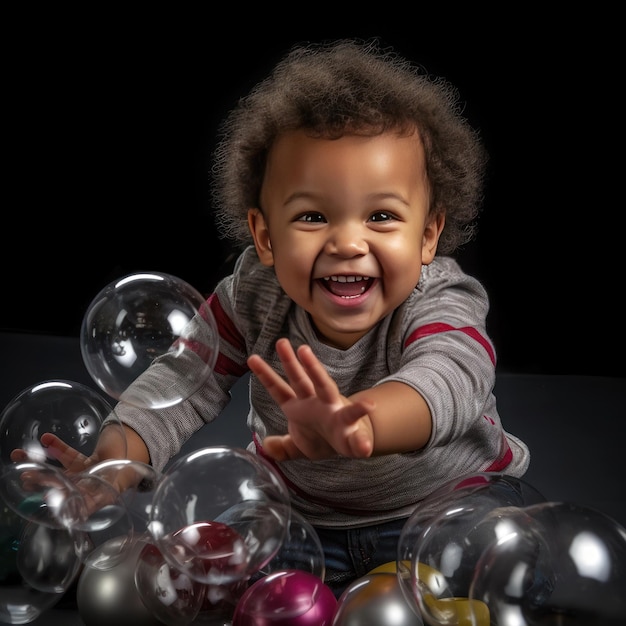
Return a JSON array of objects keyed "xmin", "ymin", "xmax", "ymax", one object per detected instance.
[{"xmin": 114, "ymin": 246, "xmax": 530, "ymax": 527}]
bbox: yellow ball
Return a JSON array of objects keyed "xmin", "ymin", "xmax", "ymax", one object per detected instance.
[
  {"xmin": 366, "ymin": 561, "xmax": 490, "ymax": 626},
  {"xmin": 333, "ymin": 572, "xmax": 421, "ymax": 626}
]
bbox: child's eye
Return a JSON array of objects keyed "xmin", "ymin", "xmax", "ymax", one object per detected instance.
[
  {"xmin": 296, "ymin": 213, "xmax": 326, "ymax": 223},
  {"xmin": 369, "ymin": 211, "xmax": 395, "ymax": 222}
]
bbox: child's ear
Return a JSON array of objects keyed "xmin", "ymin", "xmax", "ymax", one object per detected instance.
[
  {"xmin": 248, "ymin": 208, "xmax": 274, "ymax": 266},
  {"xmin": 421, "ymin": 212, "xmax": 445, "ymax": 265}
]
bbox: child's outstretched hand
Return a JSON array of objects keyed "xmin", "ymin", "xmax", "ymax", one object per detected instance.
[
  {"xmin": 247, "ymin": 338, "xmax": 376, "ymax": 461},
  {"xmin": 10, "ymin": 432, "xmax": 95, "ymax": 473},
  {"xmin": 9, "ymin": 425, "xmax": 144, "ymax": 514}
]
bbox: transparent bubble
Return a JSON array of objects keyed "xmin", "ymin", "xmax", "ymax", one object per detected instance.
[
  {"xmin": 134, "ymin": 537, "xmax": 208, "ymax": 626},
  {"xmin": 0, "ymin": 502, "xmax": 65, "ymax": 623},
  {"xmin": 0, "ymin": 379, "xmax": 124, "ymax": 469},
  {"xmin": 470, "ymin": 501, "xmax": 626, "ymax": 625},
  {"xmin": 85, "ymin": 459, "xmax": 161, "ymax": 530},
  {"xmin": 0, "ymin": 580, "xmax": 63, "ymax": 624},
  {"xmin": 397, "ymin": 472, "xmax": 546, "ymax": 626},
  {"xmin": 148, "ymin": 446, "xmax": 290, "ymax": 585},
  {"xmin": 195, "ymin": 573, "xmax": 249, "ymax": 625},
  {"xmin": 135, "ymin": 532, "xmax": 250, "ymax": 626},
  {"xmin": 16, "ymin": 520, "xmax": 84, "ymax": 593},
  {"xmin": 1, "ymin": 458, "xmax": 162, "ymax": 586},
  {"xmin": 71, "ymin": 474, "xmax": 135, "ymax": 569},
  {"xmin": 333, "ymin": 571, "xmax": 423, "ymax": 626},
  {"xmin": 0, "ymin": 378, "xmax": 127, "ymax": 545},
  {"xmin": 232, "ymin": 569, "xmax": 337, "ymax": 626},
  {"xmin": 80, "ymin": 271, "xmax": 219, "ymax": 409},
  {"xmin": 412, "ymin": 505, "xmax": 539, "ymax": 625},
  {"xmin": 256, "ymin": 509, "xmax": 325, "ymax": 581},
  {"xmin": 0, "ymin": 461, "xmax": 88, "ymax": 529},
  {"xmin": 72, "ymin": 460, "xmax": 161, "ymax": 571}
]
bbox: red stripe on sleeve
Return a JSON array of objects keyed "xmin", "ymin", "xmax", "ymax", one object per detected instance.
[
  {"xmin": 483, "ymin": 435, "xmax": 514, "ymax": 472},
  {"xmin": 405, "ymin": 322, "xmax": 496, "ymax": 365},
  {"xmin": 214, "ymin": 352, "xmax": 249, "ymax": 377},
  {"xmin": 206, "ymin": 293, "xmax": 246, "ymax": 352},
  {"xmin": 195, "ymin": 293, "xmax": 249, "ymax": 376}
]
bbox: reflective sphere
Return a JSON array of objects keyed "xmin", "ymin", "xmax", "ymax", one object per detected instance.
[
  {"xmin": 80, "ymin": 459, "xmax": 162, "ymax": 569},
  {"xmin": 0, "ymin": 378, "xmax": 127, "ymax": 532},
  {"xmin": 397, "ymin": 472, "xmax": 545, "ymax": 625},
  {"xmin": 256, "ymin": 509, "xmax": 325, "ymax": 581},
  {"xmin": 80, "ymin": 271, "xmax": 219, "ymax": 409},
  {"xmin": 332, "ymin": 572, "xmax": 423, "ymax": 626},
  {"xmin": 148, "ymin": 446, "xmax": 290, "ymax": 585},
  {"xmin": 76, "ymin": 535, "xmax": 162, "ymax": 626},
  {"xmin": 0, "ymin": 379, "xmax": 120, "ymax": 469},
  {"xmin": 0, "ymin": 461, "xmax": 87, "ymax": 529},
  {"xmin": 16, "ymin": 521, "xmax": 83, "ymax": 593},
  {"xmin": 134, "ymin": 538, "xmax": 208, "ymax": 625},
  {"xmin": 0, "ymin": 503, "xmax": 64, "ymax": 623},
  {"xmin": 233, "ymin": 569, "xmax": 337, "ymax": 626},
  {"xmin": 471, "ymin": 501, "xmax": 626, "ymax": 625}
]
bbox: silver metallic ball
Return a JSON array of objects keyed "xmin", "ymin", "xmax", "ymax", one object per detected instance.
[{"xmin": 76, "ymin": 536, "xmax": 161, "ymax": 626}]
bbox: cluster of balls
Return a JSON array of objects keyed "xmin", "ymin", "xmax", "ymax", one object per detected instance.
[{"xmin": 1, "ymin": 272, "xmax": 625, "ymax": 625}]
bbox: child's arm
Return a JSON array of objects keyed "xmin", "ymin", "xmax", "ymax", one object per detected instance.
[{"xmin": 247, "ymin": 337, "xmax": 432, "ymax": 461}]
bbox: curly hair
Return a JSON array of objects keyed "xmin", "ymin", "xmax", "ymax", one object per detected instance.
[{"xmin": 211, "ymin": 38, "xmax": 488, "ymax": 255}]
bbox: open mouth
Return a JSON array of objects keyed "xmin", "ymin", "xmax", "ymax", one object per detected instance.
[{"xmin": 319, "ymin": 275, "xmax": 374, "ymax": 298}]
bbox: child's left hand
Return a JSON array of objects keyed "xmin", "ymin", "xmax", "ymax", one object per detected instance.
[{"xmin": 247, "ymin": 338, "xmax": 376, "ymax": 461}]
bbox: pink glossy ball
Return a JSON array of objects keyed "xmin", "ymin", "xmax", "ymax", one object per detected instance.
[{"xmin": 232, "ymin": 569, "xmax": 337, "ymax": 626}]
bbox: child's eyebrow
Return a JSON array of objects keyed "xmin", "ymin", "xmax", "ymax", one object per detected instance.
[
  {"xmin": 284, "ymin": 191, "xmax": 321, "ymax": 205},
  {"xmin": 284, "ymin": 190, "xmax": 411, "ymax": 203},
  {"xmin": 364, "ymin": 192, "xmax": 411, "ymax": 207}
]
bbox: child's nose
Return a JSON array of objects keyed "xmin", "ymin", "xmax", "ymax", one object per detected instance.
[{"xmin": 324, "ymin": 225, "xmax": 369, "ymax": 257}]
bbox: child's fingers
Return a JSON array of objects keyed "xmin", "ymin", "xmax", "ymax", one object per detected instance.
[
  {"xmin": 347, "ymin": 427, "xmax": 374, "ymax": 458},
  {"xmin": 295, "ymin": 344, "xmax": 340, "ymax": 403},
  {"xmin": 275, "ymin": 339, "xmax": 316, "ymax": 398},
  {"xmin": 248, "ymin": 354, "xmax": 297, "ymax": 405},
  {"xmin": 39, "ymin": 433, "xmax": 90, "ymax": 473},
  {"xmin": 262, "ymin": 435, "xmax": 304, "ymax": 461},
  {"xmin": 10, "ymin": 448, "xmax": 29, "ymax": 463}
]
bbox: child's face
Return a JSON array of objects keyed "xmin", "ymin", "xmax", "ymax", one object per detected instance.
[{"xmin": 248, "ymin": 129, "xmax": 444, "ymax": 349}]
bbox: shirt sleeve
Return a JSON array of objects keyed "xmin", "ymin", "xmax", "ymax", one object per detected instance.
[
  {"xmin": 376, "ymin": 257, "xmax": 498, "ymax": 448},
  {"xmin": 110, "ymin": 256, "xmax": 253, "ymax": 472}
]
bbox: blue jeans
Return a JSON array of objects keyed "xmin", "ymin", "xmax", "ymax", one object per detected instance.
[{"xmin": 314, "ymin": 517, "xmax": 408, "ymax": 598}]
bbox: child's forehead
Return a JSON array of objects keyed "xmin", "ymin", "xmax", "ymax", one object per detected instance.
[
  {"xmin": 263, "ymin": 131, "xmax": 427, "ymax": 184},
  {"xmin": 261, "ymin": 129, "xmax": 429, "ymax": 198},
  {"xmin": 269, "ymin": 127, "xmax": 424, "ymax": 155}
]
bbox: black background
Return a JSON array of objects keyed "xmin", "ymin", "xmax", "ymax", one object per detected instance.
[{"xmin": 3, "ymin": 10, "xmax": 624, "ymax": 377}]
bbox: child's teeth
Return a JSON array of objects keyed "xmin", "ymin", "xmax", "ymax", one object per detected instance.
[{"xmin": 325, "ymin": 276, "xmax": 365, "ymax": 282}]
